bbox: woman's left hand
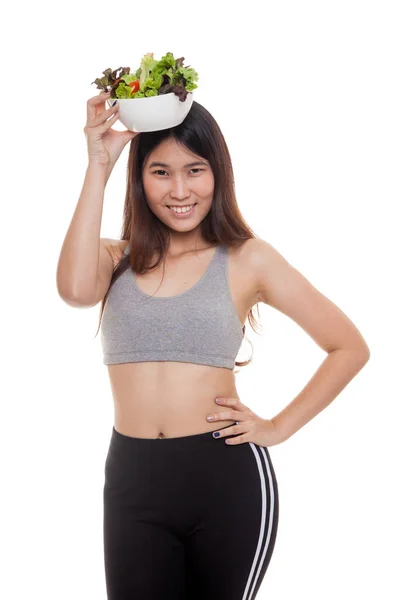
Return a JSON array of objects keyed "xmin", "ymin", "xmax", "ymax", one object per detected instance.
[{"xmin": 206, "ymin": 396, "xmax": 284, "ymax": 447}]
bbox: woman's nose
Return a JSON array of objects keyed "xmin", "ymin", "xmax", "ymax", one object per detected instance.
[{"xmin": 169, "ymin": 179, "xmax": 190, "ymax": 198}]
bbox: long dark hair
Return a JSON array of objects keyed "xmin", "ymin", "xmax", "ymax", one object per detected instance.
[{"xmin": 94, "ymin": 100, "xmax": 263, "ymax": 369}]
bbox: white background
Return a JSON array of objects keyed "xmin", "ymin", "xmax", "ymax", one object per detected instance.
[{"xmin": 2, "ymin": 1, "xmax": 399, "ymax": 598}]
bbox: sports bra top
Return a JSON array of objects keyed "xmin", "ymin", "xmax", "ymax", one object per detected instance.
[{"xmin": 100, "ymin": 242, "xmax": 244, "ymax": 370}]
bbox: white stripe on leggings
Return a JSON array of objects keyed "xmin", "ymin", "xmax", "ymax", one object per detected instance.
[{"xmin": 241, "ymin": 443, "xmax": 275, "ymax": 600}]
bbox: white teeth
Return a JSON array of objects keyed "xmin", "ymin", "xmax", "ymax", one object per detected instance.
[{"xmin": 169, "ymin": 204, "xmax": 195, "ymax": 214}]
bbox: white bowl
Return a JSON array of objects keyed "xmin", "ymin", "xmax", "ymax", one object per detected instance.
[{"xmin": 107, "ymin": 92, "xmax": 194, "ymax": 133}]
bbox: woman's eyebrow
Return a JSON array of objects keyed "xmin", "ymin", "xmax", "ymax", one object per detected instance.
[{"xmin": 148, "ymin": 160, "xmax": 208, "ymax": 169}]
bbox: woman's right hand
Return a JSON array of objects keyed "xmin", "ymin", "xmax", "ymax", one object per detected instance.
[{"xmin": 83, "ymin": 91, "xmax": 140, "ymax": 170}]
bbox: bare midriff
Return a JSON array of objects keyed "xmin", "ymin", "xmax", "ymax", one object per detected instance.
[{"xmin": 107, "ymin": 361, "xmax": 240, "ymax": 438}]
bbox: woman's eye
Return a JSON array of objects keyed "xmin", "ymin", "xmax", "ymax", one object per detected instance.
[{"xmin": 152, "ymin": 169, "xmax": 203, "ymax": 176}]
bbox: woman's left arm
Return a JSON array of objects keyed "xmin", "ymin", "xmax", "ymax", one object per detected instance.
[{"xmin": 251, "ymin": 239, "xmax": 371, "ymax": 443}]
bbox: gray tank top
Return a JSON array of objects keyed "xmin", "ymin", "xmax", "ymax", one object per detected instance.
[{"xmin": 100, "ymin": 243, "xmax": 244, "ymax": 370}]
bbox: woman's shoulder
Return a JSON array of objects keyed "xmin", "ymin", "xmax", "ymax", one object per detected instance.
[
  {"xmin": 234, "ymin": 237, "xmax": 286, "ymax": 268},
  {"xmin": 229, "ymin": 237, "xmax": 290, "ymax": 305},
  {"xmin": 228, "ymin": 237, "xmax": 268, "ymax": 266}
]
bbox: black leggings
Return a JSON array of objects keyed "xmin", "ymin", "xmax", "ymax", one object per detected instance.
[{"xmin": 103, "ymin": 422, "xmax": 279, "ymax": 599}]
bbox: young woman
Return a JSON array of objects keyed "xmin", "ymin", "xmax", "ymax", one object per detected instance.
[{"xmin": 57, "ymin": 91, "xmax": 370, "ymax": 600}]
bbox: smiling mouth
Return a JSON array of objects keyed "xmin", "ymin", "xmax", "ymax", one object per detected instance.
[{"xmin": 166, "ymin": 203, "xmax": 197, "ymax": 214}]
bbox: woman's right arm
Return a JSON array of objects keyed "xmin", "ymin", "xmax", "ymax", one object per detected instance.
[
  {"xmin": 56, "ymin": 91, "xmax": 138, "ymax": 307},
  {"xmin": 56, "ymin": 162, "xmax": 113, "ymax": 306}
]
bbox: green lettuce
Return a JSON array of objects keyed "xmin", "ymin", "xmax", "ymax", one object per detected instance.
[{"xmin": 91, "ymin": 52, "xmax": 199, "ymax": 101}]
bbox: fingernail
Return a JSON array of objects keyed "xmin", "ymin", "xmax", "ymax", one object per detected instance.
[
  {"xmin": 112, "ymin": 100, "xmax": 117, "ymax": 106},
  {"xmin": 216, "ymin": 398, "xmax": 222, "ymax": 404},
  {"xmin": 213, "ymin": 432, "xmax": 220, "ymax": 438}
]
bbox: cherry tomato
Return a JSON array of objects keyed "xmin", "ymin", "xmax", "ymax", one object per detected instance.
[{"xmin": 129, "ymin": 80, "xmax": 140, "ymax": 94}]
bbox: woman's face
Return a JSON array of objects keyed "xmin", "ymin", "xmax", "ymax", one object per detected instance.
[{"xmin": 142, "ymin": 137, "xmax": 215, "ymax": 233}]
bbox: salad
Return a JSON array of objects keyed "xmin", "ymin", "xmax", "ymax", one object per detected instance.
[{"xmin": 91, "ymin": 52, "xmax": 199, "ymax": 102}]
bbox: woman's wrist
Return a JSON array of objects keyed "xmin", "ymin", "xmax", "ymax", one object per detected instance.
[{"xmin": 87, "ymin": 161, "xmax": 113, "ymax": 185}]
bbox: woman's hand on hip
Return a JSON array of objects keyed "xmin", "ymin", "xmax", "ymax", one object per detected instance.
[{"xmin": 206, "ymin": 396, "xmax": 285, "ymax": 447}]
